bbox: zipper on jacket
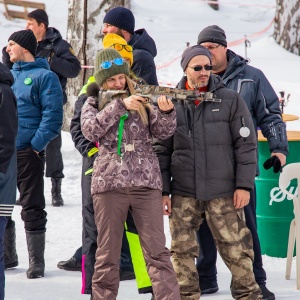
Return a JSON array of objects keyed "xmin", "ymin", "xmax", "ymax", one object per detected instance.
[
  {"xmin": 278, "ymin": 124, "xmax": 284, "ymax": 142},
  {"xmin": 185, "ymin": 103, "xmax": 192, "ymax": 137},
  {"xmin": 202, "ymin": 104, "xmax": 207, "ymax": 199},
  {"xmin": 236, "ymin": 79, "xmax": 254, "ymax": 94}
]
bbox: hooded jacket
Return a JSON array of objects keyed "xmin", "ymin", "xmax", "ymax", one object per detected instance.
[
  {"xmin": 36, "ymin": 27, "xmax": 81, "ymax": 103},
  {"xmin": 153, "ymin": 74, "xmax": 257, "ymax": 201},
  {"xmin": 11, "ymin": 57, "xmax": 63, "ymax": 152},
  {"xmin": 81, "ymin": 87, "xmax": 176, "ymax": 195},
  {"xmin": 129, "ymin": 29, "xmax": 158, "ymax": 85},
  {"xmin": 0, "ymin": 62, "xmax": 18, "ymax": 213},
  {"xmin": 223, "ymin": 50, "xmax": 288, "ymax": 159}
]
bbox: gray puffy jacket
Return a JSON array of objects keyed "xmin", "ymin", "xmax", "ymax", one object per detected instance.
[{"xmin": 153, "ymin": 75, "xmax": 257, "ymax": 201}]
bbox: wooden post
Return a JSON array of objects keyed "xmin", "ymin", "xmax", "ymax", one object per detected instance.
[{"xmin": 208, "ymin": 0, "xmax": 219, "ymax": 11}]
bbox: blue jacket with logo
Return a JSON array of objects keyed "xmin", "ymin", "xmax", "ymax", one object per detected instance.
[{"xmin": 11, "ymin": 57, "xmax": 63, "ymax": 152}]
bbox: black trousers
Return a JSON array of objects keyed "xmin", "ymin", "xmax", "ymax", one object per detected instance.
[
  {"xmin": 81, "ymin": 157, "xmax": 98, "ymax": 294},
  {"xmin": 17, "ymin": 147, "xmax": 47, "ymax": 232},
  {"xmin": 196, "ymin": 187, "xmax": 267, "ymax": 285},
  {"xmin": 45, "ymin": 133, "xmax": 64, "ymax": 178}
]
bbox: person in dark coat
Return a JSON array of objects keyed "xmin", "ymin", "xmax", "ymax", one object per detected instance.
[
  {"xmin": 196, "ymin": 25, "xmax": 288, "ymax": 300},
  {"xmin": 153, "ymin": 45, "xmax": 262, "ymax": 300},
  {"xmin": 102, "ymin": 6, "xmax": 158, "ymax": 86},
  {"xmin": 6, "ymin": 29, "xmax": 63, "ymax": 279},
  {"xmin": 26, "ymin": 9, "xmax": 81, "ymax": 207},
  {"xmin": 0, "ymin": 62, "xmax": 18, "ymax": 300}
]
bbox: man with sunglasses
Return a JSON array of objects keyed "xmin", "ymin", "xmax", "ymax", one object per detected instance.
[
  {"xmin": 195, "ymin": 25, "xmax": 287, "ymax": 300},
  {"xmin": 153, "ymin": 45, "xmax": 262, "ymax": 300},
  {"xmin": 102, "ymin": 6, "xmax": 158, "ymax": 85}
]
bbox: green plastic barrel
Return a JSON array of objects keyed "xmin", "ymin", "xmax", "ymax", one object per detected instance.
[{"xmin": 256, "ymin": 130, "xmax": 300, "ymax": 258}]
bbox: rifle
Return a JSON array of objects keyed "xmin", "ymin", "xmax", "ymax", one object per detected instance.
[
  {"xmin": 135, "ymin": 84, "xmax": 221, "ymax": 103},
  {"xmin": 99, "ymin": 84, "xmax": 221, "ymax": 108}
]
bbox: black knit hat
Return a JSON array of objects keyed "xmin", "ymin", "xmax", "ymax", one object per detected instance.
[
  {"xmin": 181, "ymin": 45, "xmax": 212, "ymax": 71},
  {"xmin": 197, "ymin": 25, "xmax": 227, "ymax": 47},
  {"xmin": 8, "ymin": 30, "xmax": 37, "ymax": 57},
  {"xmin": 27, "ymin": 9, "xmax": 49, "ymax": 26},
  {"xmin": 103, "ymin": 7, "xmax": 135, "ymax": 34},
  {"xmin": 94, "ymin": 48, "xmax": 130, "ymax": 86}
]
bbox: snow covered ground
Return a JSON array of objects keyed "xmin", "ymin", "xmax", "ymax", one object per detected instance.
[{"xmin": 1, "ymin": 0, "xmax": 300, "ymax": 299}]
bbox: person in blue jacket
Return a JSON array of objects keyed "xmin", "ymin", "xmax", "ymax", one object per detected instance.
[
  {"xmin": 2, "ymin": 9, "xmax": 82, "ymax": 207},
  {"xmin": 0, "ymin": 62, "xmax": 18, "ymax": 300},
  {"xmin": 196, "ymin": 25, "xmax": 288, "ymax": 300},
  {"xmin": 6, "ymin": 29, "xmax": 63, "ymax": 279}
]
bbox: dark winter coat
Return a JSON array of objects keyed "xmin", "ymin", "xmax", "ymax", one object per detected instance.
[
  {"xmin": 223, "ymin": 50, "xmax": 288, "ymax": 158},
  {"xmin": 129, "ymin": 29, "xmax": 158, "ymax": 85},
  {"xmin": 0, "ymin": 62, "xmax": 18, "ymax": 214},
  {"xmin": 37, "ymin": 27, "xmax": 81, "ymax": 103},
  {"xmin": 11, "ymin": 57, "xmax": 63, "ymax": 152},
  {"xmin": 81, "ymin": 90, "xmax": 176, "ymax": 195},
  {"xmin": 70, "ymin": 92, "xmax": 97, "ymax": 183},
  {"xmin": 2, "ymin": 27, "xmax": 81, "ymax": 104},
  {"xmin": 153, "ymin": 75, "xmax": 257, "ymax": 201}
]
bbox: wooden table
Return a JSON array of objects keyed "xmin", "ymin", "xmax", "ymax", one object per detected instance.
[
  {"xmin": 282, "ymin": 114, "xmax": 299, "ymax": 122},
  {"xmin": 258, "ymin": 130, "xmax": 300, "ymax": 142}
]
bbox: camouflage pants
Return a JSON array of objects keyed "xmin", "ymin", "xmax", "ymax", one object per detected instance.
[{"xmin": 169, "ymin": 195, "xmax": 262, "ymax": 300}]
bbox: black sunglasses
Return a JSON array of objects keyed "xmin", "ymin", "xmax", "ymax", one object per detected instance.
[{"xmin": 188, "ymin": 65, "xmax": 213, "ymax": 71}]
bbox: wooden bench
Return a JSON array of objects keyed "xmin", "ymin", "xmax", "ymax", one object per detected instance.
[{"xmin": 2, "ymin": 0, "xmax": 46, "ymax": 20}]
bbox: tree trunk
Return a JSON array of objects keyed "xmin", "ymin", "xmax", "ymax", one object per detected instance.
[
  {"xmin": 63, "ymin": 0, "xmax": 129, "ymax": 131},
  {"xmin": 274, "ymin": 0, "xmax": 300, "ymax": 56}
]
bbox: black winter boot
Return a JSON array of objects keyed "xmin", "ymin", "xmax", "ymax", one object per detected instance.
[
  {"xmin": 26, "ymin": 230, "xmax": 45, "ymax": 279},
  {"xmin": 57, "ymin": 256, "xmax": 81, "ymax": 271},
  {"xmin": 4, "ymin": 219, "xmax": 18, "ymax": 269},
  {"xmin": 51, "ymin": 178, "xmax": 64, "ymax": 207}
]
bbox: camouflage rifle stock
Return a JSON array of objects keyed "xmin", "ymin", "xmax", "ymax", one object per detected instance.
[
  {"xmin": 134, "ymin": 84, "xmax": 222, "ymax": 103},
  {"xmin": 99, "ymin": 84, "xmax": 221, "ymax": 110}
]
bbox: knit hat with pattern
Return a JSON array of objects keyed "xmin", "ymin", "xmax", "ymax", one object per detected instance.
[
  {"xmin": 197, "ymin": 25, "xmax": 227, "ymax": 47},
  {"xmin": 27, "ymin": 9, "xmax": 49, "ymax": 26},
  {"xmin": 103, "ymin": 7, "xmax": 135, "ymax": 34},
  {"xmin": 103, "ymin": 33, "xmax": 133, "ymax": 66},
  {"xmin": 94, "ymin": 48, "xmax": 130, "ymax": 85},
  {"xmin": 8, "ymin": 29, "xmax": 37, "ymax": 57},
  {"xmin": 181, "ymin": 45, "xmax": 212, "ymax": 71}
]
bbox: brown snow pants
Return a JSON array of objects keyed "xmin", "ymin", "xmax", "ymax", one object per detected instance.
[{"xmin": 92, "ymin": 187, "xmax": 180, "ymax": 300}]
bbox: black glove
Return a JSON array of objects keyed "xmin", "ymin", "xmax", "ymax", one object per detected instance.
[{"xmin": 263, "ymin": 156, "xmax": 282, "ymax": 173}]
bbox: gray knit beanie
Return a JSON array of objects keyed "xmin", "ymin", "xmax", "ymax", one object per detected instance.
[
  {"xmin": 197, "ymin": 25, "xmax": 227, "ymax": 47},
  {"xmin": 180, "ymin": 45, "xmax": 212, "ymax": 71},
  {"xmin": 94, "ymin": 48, "xmax": 129, "ymax": 85}
]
